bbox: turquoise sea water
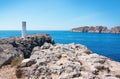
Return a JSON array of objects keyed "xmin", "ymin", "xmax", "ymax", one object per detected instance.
[{"xmin": 0, "ymin": 30, "xmax": 120, "ymax": 62}]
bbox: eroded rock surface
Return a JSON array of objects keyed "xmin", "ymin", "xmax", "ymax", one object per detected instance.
[
  {"xmin": 0, "ymin": 34, "xmax": 54, "ymax": 67},
  {"xmin": 17, "ymin": 43, "xmax": 120, "ymax": 79},
  {"xmin": 0, "ymin": 44, "xmax": 18, "ymax": 67}
]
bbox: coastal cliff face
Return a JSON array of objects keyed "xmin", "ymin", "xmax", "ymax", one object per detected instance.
[
  {"xmin": 71, "ymin": 26, "xmax": 120, "ymax": 33},
  {"xmin": 0, "ymin": 34, "xmax": 54, "ymax": 67},
  {"xmin": 71, "ymin": 26, "xmax": 109, "ymax": 33},
  {"xmin": 16, "ymin": 43, "xmax": 120, "ymax": 79}
]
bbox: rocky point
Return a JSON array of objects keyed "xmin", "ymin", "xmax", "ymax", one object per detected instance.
[{"xmin": 17, "ymin": 43, "xmax": 120, "ymax": 79}]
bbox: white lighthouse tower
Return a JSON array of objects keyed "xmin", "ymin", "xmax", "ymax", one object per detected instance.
[{"xmin": 22, "ymin": 21, "xmax": 26, "ymax": 39}]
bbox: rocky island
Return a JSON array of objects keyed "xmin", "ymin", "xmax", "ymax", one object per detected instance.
[
  {"xmin": 71, "ymin": 26, "xmax": 120, "ymax": 33},
  {"xmin": 0, "ymin": 34, "xmax": 120, "ymax": 79}
]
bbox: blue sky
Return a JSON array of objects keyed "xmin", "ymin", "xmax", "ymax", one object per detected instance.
[{"xmin": 0, "ymin": 0, "xmax": 120, "ymax": 30}]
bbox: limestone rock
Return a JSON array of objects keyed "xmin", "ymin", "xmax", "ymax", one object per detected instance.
[
  {"xmin": 20, "ymin": 59, "xmax": 36, "ymax": 67},
  {"xmin": 17, "ymin": 43, "xmax": 120, "ymax": 79},
  {"xmin": 0, "ymin": 34, "xmax": 54, "ymax": 67}
]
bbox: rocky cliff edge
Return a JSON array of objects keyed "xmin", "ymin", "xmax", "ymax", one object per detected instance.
[
  {"xmin": 17, "ymin": 43, "xmax": 120, "ymax": 79},
  {"xmin": 0, "ymin": 34, "xmax": 54, "ymax": 67}
]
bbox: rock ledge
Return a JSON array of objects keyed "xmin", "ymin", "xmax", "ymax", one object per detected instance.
[{"xmin": 17, "ymin": 43, "xmax": 120, "ymax": 79}]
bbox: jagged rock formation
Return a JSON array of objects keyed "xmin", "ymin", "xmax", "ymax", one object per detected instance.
[
  {"xmin": 0, "ymin": 34, "xmax": 54, "ymax": 67},
  {"xmin": 71, "ymin": 26, "xmax": 120, "ymax": 33},
  {"xmin": 17, "ymin": 43, "xmax": 120, "ymax": 79}
]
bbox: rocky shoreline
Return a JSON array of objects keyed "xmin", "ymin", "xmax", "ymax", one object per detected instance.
[
  {"xmin": 0, "ymin": 34, "xmax": 54, "ymax": 67},
  {"xmin": 71, "ymin": 26, "xmax": 120, "ymax": 33},
  {"xmin": 0, "ymin": 34, "xmax": 120, "ymax": 79},
  {"xmin": 17, "ymin": 43, "xmax": 120, "ymax": 79}
]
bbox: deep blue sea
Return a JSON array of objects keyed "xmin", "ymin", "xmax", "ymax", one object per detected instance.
[{"xmin": 0, "ymin": 30, "xmax": 120, "ymax": 62}]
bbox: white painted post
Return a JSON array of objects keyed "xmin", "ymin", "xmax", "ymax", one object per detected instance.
[{"xmin": 22, "ymin": 21, "xmax": 26, "ymax": 39}]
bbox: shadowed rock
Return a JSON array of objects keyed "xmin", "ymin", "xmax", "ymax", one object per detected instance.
[{"xmin": 0, "ymin": 34, "xmax": 54, "ymax": 67}]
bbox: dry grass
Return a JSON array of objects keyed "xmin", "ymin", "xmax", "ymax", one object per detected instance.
[{"xmin": 11, "ymin": 57, "xmax": 23, "ymax": 67}]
